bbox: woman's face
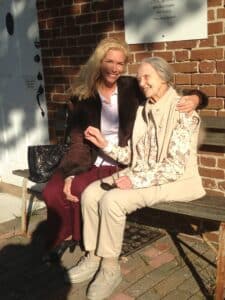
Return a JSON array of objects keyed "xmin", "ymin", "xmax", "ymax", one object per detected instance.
[
  {"xmin": 100, "ymin": 49, "xmax": 126, "ymax": 87},
  {"xmin": 137, "ymin": 62, "xmax": 167, "ymax": 102}
]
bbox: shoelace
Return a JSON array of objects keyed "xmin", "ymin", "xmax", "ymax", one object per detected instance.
[{"xmin": 98, "ymin": 266, "xmax": 119, "ymax": 284}]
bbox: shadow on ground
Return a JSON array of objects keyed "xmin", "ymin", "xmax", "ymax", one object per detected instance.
[{"xmin": 0, "ymin": 221, "xmax": 71, "ymax": 300}]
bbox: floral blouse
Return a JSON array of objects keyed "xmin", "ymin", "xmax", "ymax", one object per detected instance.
[{"xmin": 103, "ymin": 112, "xmax": 199, "ymax": 189}]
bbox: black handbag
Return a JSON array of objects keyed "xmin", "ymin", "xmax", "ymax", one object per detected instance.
[
  {"xmin": 27, "ymin": 104, "xmax": 71, "ymax": 183},
  {"xmin": 27, "ymin": 144, "xmax": 69, "ymax": 183}
]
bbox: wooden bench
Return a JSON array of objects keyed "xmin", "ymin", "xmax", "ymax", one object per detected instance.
[{"xmin": 151, "ymin": 116, "xmax": 225, "ymax": 300}]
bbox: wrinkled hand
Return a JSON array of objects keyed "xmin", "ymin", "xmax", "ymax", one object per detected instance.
[
  {"xmin": 84, "ymin": 126, "xmax": 107, "ymax": 148},
  {"xmin": 176, "ymin": 95, "xmax": 199, "ymax": 114},
  {"xmin": 63, "ymin": 177, "xmax": 79, "ymax": 202},
  {"xmin": 115, "ymin": 176, "xmax": 133, "ymax": 189}
]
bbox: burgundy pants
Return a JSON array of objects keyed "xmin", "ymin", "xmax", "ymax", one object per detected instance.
[{"xmin": 42, "ymin": 165, "xmax": 117, "ymax": 250}]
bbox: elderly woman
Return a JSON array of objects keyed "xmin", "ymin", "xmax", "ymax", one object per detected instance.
[{"xmin": 67, "ymin": 57, "xmax": 206, "ymax": 300}]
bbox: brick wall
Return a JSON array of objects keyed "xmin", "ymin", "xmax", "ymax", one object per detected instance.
[{"xmin": 36, "ymin": 0, "xmax": 225, "ymax": 195}]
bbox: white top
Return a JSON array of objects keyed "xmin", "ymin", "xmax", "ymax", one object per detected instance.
[{"xmin": 94, "ymin": 86, "xmax": 119, "ymax": 167}]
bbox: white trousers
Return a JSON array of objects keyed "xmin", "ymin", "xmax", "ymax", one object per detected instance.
[{"xmin": 81, "ymin": 174, "xmax": 167, "ymax": 258}]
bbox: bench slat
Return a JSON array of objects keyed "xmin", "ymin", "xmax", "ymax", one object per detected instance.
[
  {"xmin": 152, "ymin": 195, "xmax": 225, "ymax": 222},
  {"xmin": 201, "ymin": 116, "xmax": 225, "ymax": 129},
  {"xmin": 203, "ymin": 132, "xmax": 225, "ymax": 147}
]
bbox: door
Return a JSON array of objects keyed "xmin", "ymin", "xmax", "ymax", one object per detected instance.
[{"xmin": 0, "ymin": 0, "xmax": 49, "ymax": 186}]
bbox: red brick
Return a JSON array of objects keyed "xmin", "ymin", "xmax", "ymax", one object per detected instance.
[
  {"xmin": 175, "ymin": 74, "xmax": 191, "ymax": 85},
  {"xmin": 76, "ymin": 13, "xmax": 97, "ymax": 24},
  {"xmin": 218, "ymin": 159, "xmax": 225, "ymax": 169},
  {"xmin": 202, "ymin": 178, "xmax": 217, "ymax": 189},
  {"xmin": 208, "ymin": 9, "xmax": 215, "ymax": 21},
  {"xmin": 199, "ymin": 36, "xmax": 215, "ymax": 47},
  {"xmin": 128, "ymin": 44, "xmax": 147, "ymax": 52},
  {"xmin": 217, "ymin": 8, "xmax": 225, "ymax": 18},
  {"xmin": 81, "ymin": 3, "xmax": 91, "ymax": 13},
  {"xmin": 208, "ymin": 22, "xmax": 223, "ymax": 34},
  {"xmin": 52, "ymin": 93, "xmax": 68, "ymax": 102},
  {"xmin": 109, "ymin": 9, "xmax": 124, "ymax": 20},
  {"xmin": 128, "ymin": 64, "xmax": 140, "ymax": 75},
  {"xmin": 92, "ymin": 22, "xmax": 113, "ymax": 33},
  {"xmin": 208, "ymin": 0, "xmax": 222, "ymax": 7},
  {"xmin": 172, "ymin": 62, "xmax": 197, "ymax": 73},
  {"xmin": 191, "ymin": 48, "xmax": 223, "ymax": 60},
  {"xmin": 200, "ymin": 86, "xmax": 216, "ymax": 97},
  {"xmin": 147, "ymin": 43, "xmax": 165, "ymax": 51},
  {"xmin": 217, "ymin": 60, "xmax": 225, "ymax": 72},
  {"xmin": 217, "ymin": 86, "xmax": 225, "ymax": 97},
  {"xmin": 114, "ymin": 20, "xmax": 125, "ymax": 31},
  {"xmin": 108, "ymin": 32, "xmax": 125, "ymax": 41},
  {"xmin": 167, "ymin": 40, "xmax": 197, "ymax": 49},
  {"xmin": 200, "ymin": 156, "xmax": 216, "ymax": 167},
  {"xmin": 92, "ymin": 0, "xmax": 114, "ymax": 11},
  {"xmin": 135, "ymin": 52, "xmax": 152, "ymax": 62},
  {"xmin": 152, "ymin": 51, "xmax": 173, "ymax": 62},
  {"xmin": 199, "ymin": 61, "xmax": 216, "ymax": 73},
  {"xmin": 192, "ymin": 74, "xmax": 223, "ymax": 85},
  {"xmin": 97, "ymin": 11, "xmax": 109, "ymax": 22},
  {"xmin": 218, "ymin": 181, "xmax": 225, "ymax": 191},
  {"xmin": 217, "ymin": 34, "xmax": 225, "ymax": 46},
  {"xmin": 60, "ymin": 5, "xmax": 80, "ymax": 16},
  {"xmin": 207, "ymin": 98, "xmax": 224, "ymax": 109},
  {"xmin": 175, "ymin": 50, "xmax": 189, "ymax": 62},
  {"xmin": 199, "ymin": 167, "xmax": 224, "ymax": 179}
]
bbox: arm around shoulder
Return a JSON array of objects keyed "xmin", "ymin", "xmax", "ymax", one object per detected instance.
[{"xmin": 182, "ymin": 89, "xmax": 208, "ymax": 109}]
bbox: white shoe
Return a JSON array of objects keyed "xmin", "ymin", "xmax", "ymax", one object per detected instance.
[
  {"xmin": 66, "ymin": 255, "xmax": 100, "ymax": 283},
  {"xmin": 87, "ymin": 264, "xmax": 122, "ymax": 300}
]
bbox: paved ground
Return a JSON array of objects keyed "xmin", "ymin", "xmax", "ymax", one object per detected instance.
[
  {"xmin": 0, "ymin": 202, "xmax": 219, "ymax": 300},
  {"xmin": 0, "ymin": 181, "xmax": 221, "ymax": 299}
]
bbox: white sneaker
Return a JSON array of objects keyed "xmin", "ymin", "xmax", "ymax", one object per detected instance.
[
  {"xmin": 87, "ymin": 264, "xmax": 122, "ymax": 300},
  {"xmin": 66, "ymin": 255, "xmax": 100, "ymax": 283}
]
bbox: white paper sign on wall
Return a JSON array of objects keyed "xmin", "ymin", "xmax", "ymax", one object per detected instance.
[{"xmin": 124, "ymin": 0, "xmax": 207, "ymax": 44}]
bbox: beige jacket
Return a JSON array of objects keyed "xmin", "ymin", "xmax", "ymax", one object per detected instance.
[{"xmin": 105, "ymin": 87, "xmax": 205, "ymax": 202}]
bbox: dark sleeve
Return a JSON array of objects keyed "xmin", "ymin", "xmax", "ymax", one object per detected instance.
[
  {"xmin": 182, "ymin": 89, "xmax": 208, "ymax": 109},
  {"xmin": 57, "ymin": 97, "xmax": 93, "ymax": 178},
  {"xmin": 58, "ymin": 127, "xmax": 93, "ymax": 178}
]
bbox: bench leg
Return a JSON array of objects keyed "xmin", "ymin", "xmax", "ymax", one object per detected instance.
[
  {"xmin": 21, "ymin": 177, "xmax": 28, "ymax": 234},
  {"xmin": 215, "ymin": 222, "xmax": 225, "ymax": 300}
]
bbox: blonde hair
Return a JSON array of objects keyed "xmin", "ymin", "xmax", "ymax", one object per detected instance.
[
  {"xmin": 142, "ymin": 56, "xmax": 174, "ymax": 86},
  {"xmin": 71, "ymin": 37, "xmax": 129, "ymax": 100}
]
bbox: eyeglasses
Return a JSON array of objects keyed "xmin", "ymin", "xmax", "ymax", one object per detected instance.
[{"xmin": 99, "ymin": 160, "xmax": 119, "ymax": 191}]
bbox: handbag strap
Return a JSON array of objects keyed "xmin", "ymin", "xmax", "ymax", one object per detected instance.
[{"xmin": 54, "ymin": 101, "xmax": 73, "ymax": 144}]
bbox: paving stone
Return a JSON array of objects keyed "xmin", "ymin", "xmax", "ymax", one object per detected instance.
[
  {"xmin": 177, "ymin": 276, "xmax": 201, "ymax": 295},
  {"xmin": 137, "ymin": 288, "xmax": 161, "ymax": 300},
  {"xmin": 154, "ymin": 266, "xmax": 194, "ymax": 298},
  {"xmin": 161, "ymin": 289, "xmax": 190, "ymax": 300},
  {"xmin": 109, "ymin": 292, "xmax": 135, "ymax": 300},
  {"xmin": 148, "ymin": 252, "xmax": 175, "ymax": 269}
]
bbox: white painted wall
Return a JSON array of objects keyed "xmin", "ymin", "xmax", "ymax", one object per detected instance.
[{"xmin": 0, "ymin": 0, "xmax": 49, "ymax": 187}]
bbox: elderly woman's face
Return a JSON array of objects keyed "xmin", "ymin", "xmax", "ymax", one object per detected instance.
[
  {"xmin": 100, "ymin": 49, "xmax": 126, "ymax": 87},
  {"xmin": 137, "ymin": 62, "xmax": 167, "ymax": 102}
]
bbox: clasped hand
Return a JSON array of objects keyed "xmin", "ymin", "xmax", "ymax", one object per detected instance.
[{"xmin": 84, "ymin": 126, "xmax": 108, "ymax": 148}]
